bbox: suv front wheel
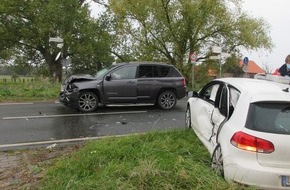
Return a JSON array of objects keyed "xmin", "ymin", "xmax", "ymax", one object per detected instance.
[
  {"xmin": 157, "ymin": 91, "xmax": 177, "ymax": 110},
  {"xmin": 77, "ymin": 91, "xmax": 98, "ymax": 112}
]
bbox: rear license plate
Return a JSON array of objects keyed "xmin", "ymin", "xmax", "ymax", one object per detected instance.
[{"xmin": 282, "ymin": 176, "xmax": 290, "ymax": 187}]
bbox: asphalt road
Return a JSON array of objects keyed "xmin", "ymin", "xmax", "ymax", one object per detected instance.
[{"xmin": 0, "ymin": 98, "xmax": 188, "ymax": 150}]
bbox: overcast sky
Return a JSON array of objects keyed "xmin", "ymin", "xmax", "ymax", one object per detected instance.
[
  {"xmin": 242, "ymin": 0, "xmax": 290, "ymax": 71},
  {"xmin": 89, "ymin": 0, "xmax": 290, "ymax": 71}
]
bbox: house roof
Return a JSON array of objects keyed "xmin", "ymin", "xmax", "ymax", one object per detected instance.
[
  {"xmin": 193, "ymin": 66, "xmax": 218, "ymax": 77},
  {"xmin": 239, "ymin": 60, "xmax": 265, "ymax": 74},
  {"xmin": 208, "ymin": 69, "xmax": 217, "ymax": 77}
]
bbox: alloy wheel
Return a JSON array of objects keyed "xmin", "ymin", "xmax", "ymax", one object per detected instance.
[
  {"xmin": 158, "ymin": 91, "xmax": 177, "ymax": 110},
  {"xmin": 185, "ymin": 106, "xmax": 191, "ymax": 128},
  {"xmin": 78, "ymin": 91, "xmax": 98, "ymax": 112},
  {"xmin": 211, "ymin": 144, "xmax": 224, "ymax": 177}
]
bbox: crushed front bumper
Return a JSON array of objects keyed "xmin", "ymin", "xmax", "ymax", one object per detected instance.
[{"xmin": 59, "ymin": 91, "xmax": 79, "ymax": 109}]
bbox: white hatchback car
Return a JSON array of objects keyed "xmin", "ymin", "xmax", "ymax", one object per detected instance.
[{"xmin": 186, "ymin": 75, "xmax": 290, "ymax": 189}]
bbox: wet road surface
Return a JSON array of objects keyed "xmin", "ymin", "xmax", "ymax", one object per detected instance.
[{"xmin": 0, "ymin": 98, "xmax": 187, "ymax": 149}]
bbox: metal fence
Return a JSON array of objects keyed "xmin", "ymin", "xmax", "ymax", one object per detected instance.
[{"xmin": 1, "ymin": 78, "xmax": 34, "ymax": 83}]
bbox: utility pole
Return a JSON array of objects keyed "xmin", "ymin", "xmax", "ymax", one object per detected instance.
[
  {"xmin": 242, "ymin": 56, "xmax": 249, "ymax": 78},
  {"xmin": 189, "ymin": 52, "xmax": 197, "ymax": 90},
  {"xmin": 209, "ymin": 46, "xmax": 231, "ymax": 78},
  {"xmin": 49, "ymin": 37, "xmax": 64, "ymax": 81}
]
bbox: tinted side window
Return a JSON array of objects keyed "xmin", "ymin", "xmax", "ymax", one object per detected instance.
[
  {"xmin": 219, "ymin": 86, "xmax": 228, "ymax": 116},
  {"xmin": 138, "ymin": 65, "xmax": 182, "ymax": 78},
  {"xmin": 166, "ymin": 66, "xmax": 182, "ymax": 77},
  {"xmin": 158, "ymin": 66, "xmax": 171, "ymax": 77},
  {"xmin": 245, "ymin": 102, "xmax": 290, "ymax": 134},
  {"xmin": 138, "ymin": 65, "xmax": 155, "ymax": 78}
]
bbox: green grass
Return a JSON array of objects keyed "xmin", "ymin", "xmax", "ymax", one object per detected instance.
[
  {"xmin": 39, "ymin": 130, "xmax": 254, "ymax": 190},
  {"xmin": 0, "ymin": 77, "xmax": 60, "ymax": 102}
]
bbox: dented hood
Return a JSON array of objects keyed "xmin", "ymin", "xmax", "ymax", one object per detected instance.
[{"xmin": 63, "ymin": 74, "xmax": 97, "ymax": 84}]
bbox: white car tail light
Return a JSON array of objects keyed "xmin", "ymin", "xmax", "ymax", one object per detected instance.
[{"xmin": 230, "ymin": 131, "xmax": 275, "ymax": 153}]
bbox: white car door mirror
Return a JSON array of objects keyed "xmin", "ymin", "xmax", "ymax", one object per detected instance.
[{"xmin": 187, "ymin": 91, "xmax": 198, "ymax": 97}]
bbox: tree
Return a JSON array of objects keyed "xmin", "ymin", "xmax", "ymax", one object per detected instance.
[
  {"xmin": 0, "ymin": 0, "xmax": 113, "ymax": 82},
  {"xmin": 222, "ymin": 55, "xmax": 243, "ymax": 77},
  {"xmin": 10, "ymin": 55, "xmax": 33, "ymax": 76},
  {"xmin": 104, "ymin": 0, "xmax": 272, "ymax": 78}
]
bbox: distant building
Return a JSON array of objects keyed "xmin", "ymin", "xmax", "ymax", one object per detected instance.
[
  {"xmin": 223, "ymin": 59, "xmax": 265, "ymax": 78},
  {"xmin": 208, "ymin": 69, "xmax": 217, "ymax": 78},
  {"xmin": 194, "ymin": 59, "xmax": 265, "ymax": 79},
  {"xmin": 238, "ymin": 60, "xmax": 265, "ymax": 78}
]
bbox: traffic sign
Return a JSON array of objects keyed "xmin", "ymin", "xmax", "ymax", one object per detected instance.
[
  {"xmin": 49, "ymin": 37, "xmax": 63, "ymax": 43},
  {"xmin": 221, "ymin": 53, "xmax": 231, "ymax": 58},
  {"xmin": 55, "ymin": 52, "xmax": 61, "ymax": 61},
  {"xmin": 242, "ymin": 64, "xmax": 248, "ymax": 72},
  {"xmin": 57, "ymin": 43, "xmax": 63, "ymax": 48},
  {"xmin": 212, "ymin": 46, "xmax": 222, "ymax": 54},
  {"xmin": 190, "ymin": 52, "xmax": 197, "ymax": 63},
  {"xmin": 243, "ymin": 57, "xmax": 249, "ymax": 65},
  {"xmin": 209, "ymin": 55, "xmax": 220, "ymax": 60}
]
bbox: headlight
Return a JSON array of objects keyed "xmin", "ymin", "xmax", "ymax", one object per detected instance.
[
  {"xmin": 60, "ymin": 84, "xmax": 65, "ymax": 92},
  {"xmin": 67, "ymin": 83, "xmax": 78, "ymax": 92}
]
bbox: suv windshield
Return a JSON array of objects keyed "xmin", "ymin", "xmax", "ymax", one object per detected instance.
[{"xmin": 245, "ymin": 102, "xmax": 290, "ymax": 135}]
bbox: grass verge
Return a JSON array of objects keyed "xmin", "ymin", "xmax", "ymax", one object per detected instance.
[
  {"xmin": 39, "ymin": 130, "xmax": 253, "ymax": 190},
  {"xmin": 0, "ymin": 78, "xmax": 60, "ymax": 102}
]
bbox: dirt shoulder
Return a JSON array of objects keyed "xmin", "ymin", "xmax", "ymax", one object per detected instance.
[{"xmin": 0, "ymin": 145, "xmax": 82, "ymax": 190}]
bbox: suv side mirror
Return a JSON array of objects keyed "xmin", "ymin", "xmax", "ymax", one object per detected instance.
[{"xmin": 105, "ymin": 75, "xmax": 111, "ymax": 81}]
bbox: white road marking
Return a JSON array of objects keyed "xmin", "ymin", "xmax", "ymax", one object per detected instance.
[
  {"xmin": 0, "ymin": 102, "xmax": 34, "ymax": 106},
  {"xmin": 2, "ymin": 111, "xmax": 147, "ymax": 120},
  {"xmin": 0, "ymin": 133, "xmax": 143, "ymax": 149},
  {"xmin": 105, "ymin": 103, "xmax": 154, "ymax": 107}
]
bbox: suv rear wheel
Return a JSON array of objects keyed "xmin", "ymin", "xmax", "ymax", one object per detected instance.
[
  {"xmin": 78, "ymin": 91, "xmax": 98, "ymax": 112},
  {"xmin": 157, "ymin": 90, "xmax": 177, "ymax": 110}
]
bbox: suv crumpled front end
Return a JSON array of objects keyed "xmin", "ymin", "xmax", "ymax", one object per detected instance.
[{"xmin": 59, "ymin": 75, "xmax": 95, "ymax": 109}]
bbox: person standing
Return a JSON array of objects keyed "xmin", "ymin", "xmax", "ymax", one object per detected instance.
[{"xmin": 278, "ymin": 54, "xmax": 290, "ymax": 77}]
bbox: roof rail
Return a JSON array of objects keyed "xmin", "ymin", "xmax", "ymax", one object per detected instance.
[{"xmin": 254, "ymin": 73, "xmax": 290, "ymax": 85}]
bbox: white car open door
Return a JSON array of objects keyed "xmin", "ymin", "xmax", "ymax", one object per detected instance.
[{"xmin": 210, "ymin": 84, "xmax": 230, "ymax": 152}]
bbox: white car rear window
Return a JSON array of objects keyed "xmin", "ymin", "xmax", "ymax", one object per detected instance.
[{"xmin": 245, "ymin": 102, "xmax": 290, "ymax": 134}]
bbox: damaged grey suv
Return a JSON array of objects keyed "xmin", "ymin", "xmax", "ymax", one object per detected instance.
[{"xmin": 59, "ymin": 62, "xmax": 187, "ymax": 112}]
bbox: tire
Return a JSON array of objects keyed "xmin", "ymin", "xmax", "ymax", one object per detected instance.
[
  {"xmin": 77, "ymin": 91, "xmax": 98, "ymax": 112},
  {"xmin": 185, "ymin": 105, "xmax": 191, "ymax": 129},
  {"xmin": 157, "ymin": 91, "xmax": 177, "ymax": 110},
  {"xmin": 211, "ymin": 144, "xmax": 224, "ymax": 177}
]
